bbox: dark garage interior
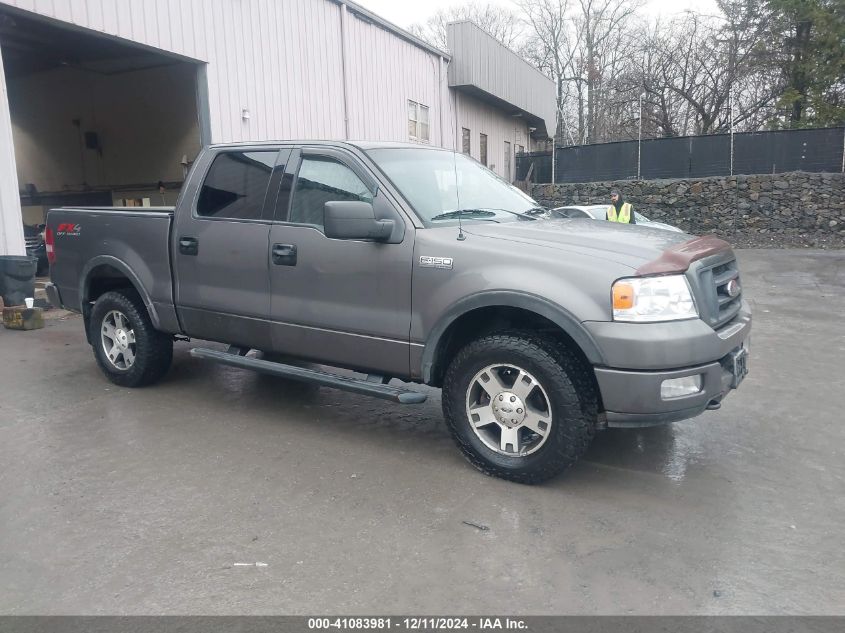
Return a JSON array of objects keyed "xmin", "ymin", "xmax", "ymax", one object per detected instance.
[{"xmin": 0, "ymin": 8, "xmax": 203, "ymax": 227}]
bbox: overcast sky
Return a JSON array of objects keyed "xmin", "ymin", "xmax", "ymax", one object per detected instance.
[{"xmin": 355, "ymin": 0, "xmax": 720, "ymax": 32}]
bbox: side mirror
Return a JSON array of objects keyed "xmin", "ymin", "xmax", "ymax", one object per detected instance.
[{"xmin": 324, "ymin": 201, "xmax": 394, "ymax": 241}]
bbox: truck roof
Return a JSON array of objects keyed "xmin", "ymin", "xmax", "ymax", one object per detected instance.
[{"xmin": 208, "ymin": 140, "xmax": 450, "ymax": 152}]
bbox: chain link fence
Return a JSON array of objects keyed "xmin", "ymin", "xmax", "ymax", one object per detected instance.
[{"xmin": 517, "ymin": 126, "xmax": 845, "ymax": 184}]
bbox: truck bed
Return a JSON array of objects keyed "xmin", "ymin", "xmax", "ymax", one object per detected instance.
[{"xmin": 46, "ymin": 206, "xmax": 178, "ymax": 333}]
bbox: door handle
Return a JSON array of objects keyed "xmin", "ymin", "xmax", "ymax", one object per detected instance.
[
  {"xmin": 272, "ymin": 243, "xmax": 297, "ymax": 266},
  {"xmin": 179, "ymin": 236, "xmax": 199, "ymax": 256}
]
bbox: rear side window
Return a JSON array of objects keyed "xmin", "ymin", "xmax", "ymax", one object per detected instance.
[
  {"xmin": 288, "ymin": 157, "xmax": 373, "ymax": 229},
  {"xmin": 197, "ymin": 151, "xmax": 277, "ymax": 220}
]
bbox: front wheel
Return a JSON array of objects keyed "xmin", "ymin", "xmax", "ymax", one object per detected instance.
[
  {"xmin": 89, "ymin": 289, "xmax": 173, "ymax": 387},
  {"xmin": 442, "ymin": 332, "xmax": 597, "ymax": 484}
]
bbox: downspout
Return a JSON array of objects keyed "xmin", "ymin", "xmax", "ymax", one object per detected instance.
[
  {"xmin": 340, "ymin": 4, "xmax": 351, "ymax": 140},
  {"xmin": 438, "ymin": 56, "xmax": 445, "ymax": 148},
  {"xmin": 453, "ymin": 86, "xmax": 460, "ymax": 152}
]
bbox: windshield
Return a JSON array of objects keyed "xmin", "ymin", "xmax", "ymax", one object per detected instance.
[{"xmin": 366, "ymin": 148, "xmax": 539, "ymax": 224}]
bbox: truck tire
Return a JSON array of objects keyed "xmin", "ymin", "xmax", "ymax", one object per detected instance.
[
  {"xmin": 442, "ymin": 332, "xmax": 597, "ymax": 484},
  {"xmin": 89, "ymin": 288, "xmax": 173, "ymax": 388}
]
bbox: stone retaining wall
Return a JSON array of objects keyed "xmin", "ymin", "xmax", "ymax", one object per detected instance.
[{"xmin": 530, "ymin": 172, "xmax": 845, "ymax": 248}]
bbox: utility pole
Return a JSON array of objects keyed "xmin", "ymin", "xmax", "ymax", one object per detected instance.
[
  {"xmin": 637, "ymin": 92, "xmax": 645, "ymax": 180},
  {"xmin": 551, "ymin": 79, "xmax": 558, "ymax": 185},
  {"xmin": 729, "ymin": 88, "xmax": 735, "ymax": 176},
  {"xmin": 841, "ymin": 126, "xmax": 845, "ymax": 173}
]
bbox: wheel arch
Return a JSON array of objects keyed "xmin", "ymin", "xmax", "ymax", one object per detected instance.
[
  {"xmin": 80, "ymin": 256, "xmax": 161, "ymax": 340},
  {"xmin": 421, "ymin": 291, "xmax": 605, "ymax": 387}
]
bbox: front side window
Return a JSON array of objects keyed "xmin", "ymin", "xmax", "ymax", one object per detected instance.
[
  {"xmin": 197, "ymin": 151, "xmax": 277, "ymax": 220},
  {"xmin": 408, "ymin": 100, "xmax": 430, "ymax": 142},
  {"xmin": 480, "ymin": 133, "xmax": 488, "ymax": 166},
  {"xmin": 288, "ymin": 157, "xmax": 373, "ymax": 229}
]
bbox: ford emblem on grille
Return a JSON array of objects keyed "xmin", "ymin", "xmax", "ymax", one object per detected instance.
[{"xmin": 726, "ymin": 279, "xmax": 741, "ymax": 298}]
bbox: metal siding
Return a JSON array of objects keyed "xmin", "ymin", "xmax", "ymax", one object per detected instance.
[
  {"xmin": 345, "ymin": 11, "xmax": 444, "ymax": 144},
  {"xmin": 0, "ymin": 0, "xmax": 546, "ymax": 252},
  {"xmin": 456, "ymin": 92, "xmax": 529, "ymax": 180},
  {"xmin": 0, "ymin": 0, "xmax": 531, "ymax": 149},
  {"xmin": 447, "ymin": 21, "xmax": 555, "ymax": 139},
  {"xmin": 32, "ymin": 0, "xmax": 53, "ymax": 17},
  {"xmin": 101, "ymin": 0, "xmax": 118, "ymax": 33},
  {"xmin": 114, "ymin": 0, "xmax": 132, "ymax": 41},
  {"xmin": 53, "ymin": 0, "xmax": 72, "ymax": 22},
  {"xmin": 68, "ymin": 0, "xmax": 89, "ymax": 25},
  {"xmin": 86, "ymin": 0, "xmax": 103, "ymax": 31}
]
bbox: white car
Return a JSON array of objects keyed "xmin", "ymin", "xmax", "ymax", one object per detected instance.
[{"xmin": 551, "ymin": 204, "xmax": 685, "ymax": 233}]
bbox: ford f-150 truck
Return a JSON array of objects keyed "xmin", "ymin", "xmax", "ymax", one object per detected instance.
[{"xmin": 45, "ymin": 141, "xmax": 751, "ymax": 483}]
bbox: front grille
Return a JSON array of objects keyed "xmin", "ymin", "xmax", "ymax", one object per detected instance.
[
  {"xmin": 24, "ymin": 236, "xmax": 42, "ymax": 249},
  {"xmin": 695, "ymin": 256, "xmax": 743, "ymax": 329}
]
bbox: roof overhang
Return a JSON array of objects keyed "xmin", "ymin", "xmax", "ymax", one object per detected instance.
[
  {"xmin": 450, "ymin": 84, "xmax": 551, "ymax": 140},
  {"xmin": 446, "ymin": 21, "xmax": 556, "ymax": 140}
]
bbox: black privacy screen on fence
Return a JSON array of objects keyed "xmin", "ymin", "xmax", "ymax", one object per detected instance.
[{"xmin": 516, "ymin": 127, "xmax": 845, "ymax": 183}]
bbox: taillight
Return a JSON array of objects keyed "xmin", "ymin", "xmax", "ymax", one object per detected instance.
[{"xmin": 45, "ymin": 226, "xmax": 55, "ymax": 264}]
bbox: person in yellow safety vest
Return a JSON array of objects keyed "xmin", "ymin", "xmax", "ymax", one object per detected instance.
[{"xmin": 607, "ymin": 190, "xmax": 636, "ymax": 224}]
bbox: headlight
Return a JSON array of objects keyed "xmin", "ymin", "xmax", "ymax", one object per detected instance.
[{"xmin": 612, "ymin": 274, "xmax": 698, "ymax": 322}]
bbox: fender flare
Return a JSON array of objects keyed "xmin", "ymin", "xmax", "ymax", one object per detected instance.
[
  {"xmin": 420, "ymin": 290, "xmax": 606, "ymax": 384},
  {"xmin": 80, "ymin": 255, "xmax": 162, "ymax": 330}
]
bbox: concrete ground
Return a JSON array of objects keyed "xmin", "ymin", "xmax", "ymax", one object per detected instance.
[{"xmin": 0, "ymin": 249, "xmax": 843, "ymax": 615}]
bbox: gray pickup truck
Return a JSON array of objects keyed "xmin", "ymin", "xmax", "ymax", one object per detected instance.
[{"xmin": 45, "ymin": 141, "xmax": 751, "ymax": 483}]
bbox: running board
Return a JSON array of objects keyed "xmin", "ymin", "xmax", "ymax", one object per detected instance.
[{"xmin": 190, "ymin": 347, "xmax": 428, "ymax": 404}]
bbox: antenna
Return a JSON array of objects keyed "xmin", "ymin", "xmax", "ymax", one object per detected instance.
[{"xmin": 447, "ymin": 58, "xmax": 465, "ymax": 241}]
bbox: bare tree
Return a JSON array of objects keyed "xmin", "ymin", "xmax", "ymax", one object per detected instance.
[
  {"xmin": 411, "ymin": 0, "xmax": 791, "ymax": 144},
  {"xmin": 575, "ymin": 0, "xmax": 641, "ymax": 142},
  {"xmin": 519, "ymin": 0, "xmax": 641, "ymax": 144},
  {"xmin": 639, "ymin": 2, "xmax": 780, "ymax": 136},
  {"xmin": 408, "ymin": 1, "xmax": 524, "ymax": 51},
  {"xmin": 519, "ymin": 0, "xmax": 579, "ymax": 144}
]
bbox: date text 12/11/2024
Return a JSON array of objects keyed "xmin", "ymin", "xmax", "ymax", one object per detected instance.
[{"xmin": 307, "ymin": 618, "xmax": 528, "ymax": 630}]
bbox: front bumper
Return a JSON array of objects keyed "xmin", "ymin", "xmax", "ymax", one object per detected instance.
[{"xmin": 590, "ymin": 308, "xmax": 751, "ymax": 427}]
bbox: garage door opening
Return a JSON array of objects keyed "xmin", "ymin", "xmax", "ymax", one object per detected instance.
[{"xmin": 0, "ymin": 9, "xmax": 204, "ymax": 229}]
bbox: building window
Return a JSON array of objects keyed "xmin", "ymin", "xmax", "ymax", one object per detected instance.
[
  {"xmin": 408, "ymin": 100, "xmax": 430, "ymax": 142},
  {"xmin": 516, "ymin": 144, "xmax": 525, "ymax": 155},
  {"xmin": 479, "ymin": 133, "xmax": 488, "ymax": 166},
  {"xmin": 462, "ymin": 128, "xmax": 471, "ymax": 155}
]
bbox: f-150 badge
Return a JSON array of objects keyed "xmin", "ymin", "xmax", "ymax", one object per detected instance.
[{"xmin": 420, "ymin": 256, "xmax": 453, "ymax": 270}]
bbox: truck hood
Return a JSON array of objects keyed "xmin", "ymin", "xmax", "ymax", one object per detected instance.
[{"xmin": 463, "ymin": 218, "xmax": 727, "ymax": 273}]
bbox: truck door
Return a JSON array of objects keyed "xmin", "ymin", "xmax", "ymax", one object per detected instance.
[
  {"xmin": 267, "ymin": 147, "xmax": 414, "ymax": 378},
  {"xmin": 173, "ymin": 147, "xmax": 285, "ymax": 350}
]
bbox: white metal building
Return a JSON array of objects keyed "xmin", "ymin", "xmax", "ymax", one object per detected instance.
[{"xmin": 0, "ymin": 0, "xmax": 555, "ymax": 256}]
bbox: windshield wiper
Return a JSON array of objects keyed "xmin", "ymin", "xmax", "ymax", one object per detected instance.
[
  {"xmin": 521, "ymin": 206, "xmax": 549, "ymax": 218},
  {"xmin": 430, "ymin": 209, "xmax": 500, "ymax": 222}
]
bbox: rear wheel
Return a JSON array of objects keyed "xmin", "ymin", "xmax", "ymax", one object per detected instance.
[
  {"xmin": 442, "ymin": 332, "xmax": 597, "ymax": 484},
  {"xmin": 89, "ymin": 289, "xmax": 173, "ymax": 387}
]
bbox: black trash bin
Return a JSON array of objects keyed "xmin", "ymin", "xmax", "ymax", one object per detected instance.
[{"xmin": 0, "ymin": 256, "xmax": 38, "ymax": 307}]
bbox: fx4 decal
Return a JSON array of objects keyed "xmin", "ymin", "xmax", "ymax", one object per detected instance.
[{"xmin": 56, "ymin": 223, "xmax": 82, "ymax": 237}]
